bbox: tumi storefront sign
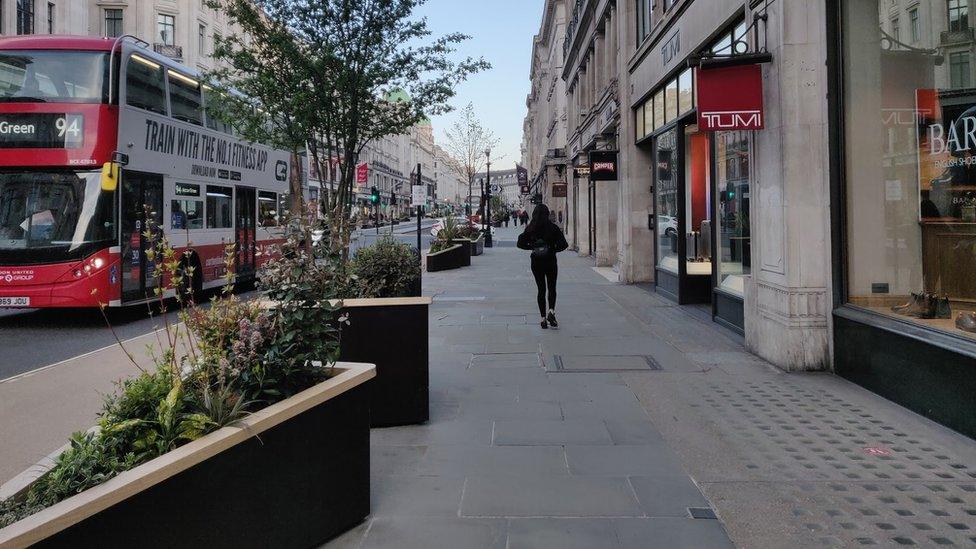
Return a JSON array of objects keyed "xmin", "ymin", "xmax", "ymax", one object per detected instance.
[
  {"xmin": 696, "ymin": 65, "xmax": 765, "ymax": 131},
  {"xmin": 588, "ymin": 151, "xmax": 619, "ymax": 181}
]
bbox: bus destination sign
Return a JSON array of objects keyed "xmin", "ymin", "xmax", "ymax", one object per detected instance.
[{"xmin": 0, "ymin": 113, "xmax": 84, "ymax": 149}]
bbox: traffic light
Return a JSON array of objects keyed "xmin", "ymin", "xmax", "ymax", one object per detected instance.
[
  {"xmin": 370, "ymin": 186, "xmax": 379, "ymax": 204},
  {"xmin": 390, "ymin": 190, "xmax": 396, "ymax": 206}
]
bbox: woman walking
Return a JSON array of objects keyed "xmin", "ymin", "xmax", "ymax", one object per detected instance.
[{"xmin": 517, "ymin": 204, "xmax": 569, "ymax": 329}]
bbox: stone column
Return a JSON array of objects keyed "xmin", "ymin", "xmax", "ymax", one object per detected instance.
[{"xmin": 744, "ymin": 0, "xmax": 833, "ymax": 371}]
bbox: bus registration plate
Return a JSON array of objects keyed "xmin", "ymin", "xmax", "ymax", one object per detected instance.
[{"xmin": 0, "ymin": 297, "xmax": 30, "ymax": 307}]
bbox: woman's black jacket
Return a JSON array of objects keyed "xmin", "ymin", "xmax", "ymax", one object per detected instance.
[{"xmin": 517, "ymin": 223, "xmax": 569, "ymax": 262}]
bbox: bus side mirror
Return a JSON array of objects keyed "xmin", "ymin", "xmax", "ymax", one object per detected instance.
[{"xmin": 100, "ymin": 162, "xmax": 120, "ymax": 192}]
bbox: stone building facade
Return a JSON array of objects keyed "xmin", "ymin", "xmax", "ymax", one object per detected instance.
[
  {"xmin": 522, "ymin": 0, "xmax": 570, "ymax": 229},
  {"xmin": 1, "ymin": 0, "xmax": 238, "ymax": 70},
  {"xmin": 528, "ymin": 0, "xmax": 835, "ymax": 373}
]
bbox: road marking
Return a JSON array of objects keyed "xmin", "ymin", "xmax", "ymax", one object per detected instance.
[{"xmin": 0, "ymin": 329, "xmax": 163, "ymax": 385}]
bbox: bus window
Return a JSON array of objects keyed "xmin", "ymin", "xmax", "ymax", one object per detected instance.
[
  {"xmin": 206, "ymin": 185, "xmax": 233, "ymax": 229},
  {"xmin": 278, "ymin": 192, "xmax": 290, "ymax": 221},
  {"xmin": 258, "ymin": 191, "xmax": 278, "ymax": 226},
  {"xmin": 168, "ymin": 70, "xmax": 202, "ymax": 126},
  {"xmin": 171, "ymin": 199, "xmax": 203, "ymax": 230},
  {"xmin": 0, "ymin": 51, "xmax": 109, "ymax": 103},
  {"xmin": 202, "ymin": 85, "xmax": 226, "ymax": 132},
  {"xmin": 126, "ymin": 54, "xmax": 166, "ymax": 115}
]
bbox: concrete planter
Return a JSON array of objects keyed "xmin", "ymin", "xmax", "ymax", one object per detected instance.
[
  {"xmin": 426, "ymin": 244, "xmax": 469, "ymax": 272},
  {"xmin": 0, "ymin": 363, "xmax": 376, "ymax": 549},
  {"xmin": 469, "ymin": 236, "xmax": 484, "ymax": 256},
  {"xmin": 340, "ymin": 298, "xmax": 431, "ymax": 427}
]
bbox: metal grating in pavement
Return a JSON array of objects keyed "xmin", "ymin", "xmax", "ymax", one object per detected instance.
[{"xmin": 549, "ymin": 354, "xmax": 662, "ymax": 373}]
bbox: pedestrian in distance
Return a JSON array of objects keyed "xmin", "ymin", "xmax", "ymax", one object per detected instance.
[
  {"xmin": 504, "ymin": 212, "xmax": 510, "ymax": 228},
  {"xmin": 517, "ymin": 204, "xmax": 569, "ymax": 329}
]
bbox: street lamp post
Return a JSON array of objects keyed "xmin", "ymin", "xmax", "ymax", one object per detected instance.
[{"xmin": 484, "ymin": 148, "xmax": 493, "ymax": 248}]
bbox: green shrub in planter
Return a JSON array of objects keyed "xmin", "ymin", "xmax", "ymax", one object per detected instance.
[
  {"xmin": 0, "ymin": 215, "xmax": 346, "ymax": 530},
  {"xmin": 351, "ymin": 236, "xmax": 421, "ymax": 298}
]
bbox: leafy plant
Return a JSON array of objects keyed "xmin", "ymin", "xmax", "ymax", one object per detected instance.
[
  {"xmin": 0, "ymin": 211, "xmax": 347, "ymax": 529},
  {"xmin": 351, "ymin": 236, "xmax": 420, "ymax": 298}
]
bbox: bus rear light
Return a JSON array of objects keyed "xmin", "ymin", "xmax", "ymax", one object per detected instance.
[{"xmin": 73, "ymin": 268, "xmax": 83, "ymax": 278}]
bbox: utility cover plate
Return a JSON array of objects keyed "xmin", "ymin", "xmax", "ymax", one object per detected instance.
[{"xmin": 550, "ymin": 355, "xmax": 661, "ymax": 372}]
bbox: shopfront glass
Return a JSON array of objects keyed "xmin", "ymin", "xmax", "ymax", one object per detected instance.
[
  {"xmin": 844, "ymin": 0, "xmax": 976, "ymax": 340},
  {"xmin": 655, "ymin": 127, "xmax": 679, "ymax": 273},
  {"xmin": 684, "ymin": 125, "xmax": 712, "ymax": 276},
  {"xmin": 715, "ymin": 131, "xmax": 751, "ymax": 296}
]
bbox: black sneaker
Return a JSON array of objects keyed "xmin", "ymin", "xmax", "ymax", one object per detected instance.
[
  {"xmin": 541, "ymin": 318, "xmax": 548, "ymax": 329},
  {"xmin": 547, "ymin": 311, "xmax": 558, "ymax": 328}
]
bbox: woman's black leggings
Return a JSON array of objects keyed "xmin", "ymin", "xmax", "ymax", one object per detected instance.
[{"xmin": 531, "ymin": 260, "xmax": 558, "ymax": 318}]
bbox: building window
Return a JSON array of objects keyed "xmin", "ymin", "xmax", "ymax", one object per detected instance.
[
  {"xmin": 157, "ymin": 13, "xmax": 175, "ymax": 46},
  {"xmin": 198, "ymin": 24, "xmax": 206, "ymax": 54},
  {"xmin": 910, "ymin": 8, "xmax": 919, "ymax": 41},
  {"xmin": 104, "ymin": 8, "xmax": 122, "ymax": 37},
  {"xmin": 16, "ymin": 0, "xmax": 34, "ymax": 35},
  {"xmin": 46, "ymin": 2, "xmax": 53, "ymax": 33},
  {"xmin": 948, "ymin": 0, "xmax": 969, "ymax": 32},
  {"xmin": 636, "ymin": 0, "xmax": 653, "ymax": 45},
  {"xmin": 891, "ymin": 17, "xmax": 900, "ymax": 41},
  {"xmin": 950, "ymin": 51, "xmax": 971, "ymax": 88},
  {"xmin": 842, "ymin": 0, "xmax": 976, "ymax": 343}
]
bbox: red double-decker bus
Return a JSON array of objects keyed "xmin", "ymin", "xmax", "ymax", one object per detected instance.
[{"xmin": 0, "ymin": 35, "xmax": 291, "ymax": 308}]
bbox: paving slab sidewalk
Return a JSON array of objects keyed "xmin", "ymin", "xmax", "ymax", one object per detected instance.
[
  {"xmin": 331, "ymin": 225, "xmax": 976, "ymax": 549},
  {"xmin": 329, "ymin": 226, "xmax": 732, "ymax": 549}
]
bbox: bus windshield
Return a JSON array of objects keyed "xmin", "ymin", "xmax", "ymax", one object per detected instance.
[
  {"xmin": 0, "ymin": 51, "xmax": 109, "ymax": 103},
  {"xmin": 0, "ymin": 172, "xmax": 116, "ymax": 265}
]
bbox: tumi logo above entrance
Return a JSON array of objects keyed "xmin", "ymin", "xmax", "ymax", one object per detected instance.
[
  {"xmin": 696, "ymin": 64, "xmax": 765, "ymax": 132},
  {"xmin": 700, "ymin": 110, "xmax": 763, "ymax": 131}
]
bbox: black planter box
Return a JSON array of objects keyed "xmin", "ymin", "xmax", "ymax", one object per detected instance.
[
  {"xmin": 449, "ymin": 239, "xmax": 473, "ymax": 257},
  {"xmin": 426, "ymin": 244, "xmax": 469, "ymax": 272},
  {"xmin": 470, "ymin": 237, "xmax": 484, "ymax": 256},
  {"xmin": 2, "ymin": 365, "xmax": 375, "ymax": 549},
  {"xmin": 339, "ymin": 298, "xmax": 431, "ymax": 427}
]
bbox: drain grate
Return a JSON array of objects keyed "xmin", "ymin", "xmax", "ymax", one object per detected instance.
[
  {"xmin": 689, "ymin": 507, "xmax": 718, "ymax": 520},
  {"xmin": 549, "ymin": 354, "xmax": 662, "ymax": 373}
]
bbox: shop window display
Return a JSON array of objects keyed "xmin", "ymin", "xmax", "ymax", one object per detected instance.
[
  {"xmin": 844, "ymin": 0, "xmax": 976, "ymax": 338},
  {"xmin": 656, "ymin": 127, "xmax": 679, "ymax": 273},
  {"xmin": 684, "ymin": 125, "xmax": 711, "ymax": 276},
  {"xmin": 715, "ymin": 131, "xmax": 751, "ymax": 296}
]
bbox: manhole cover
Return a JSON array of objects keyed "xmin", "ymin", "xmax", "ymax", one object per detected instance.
[{"xmin": 550, "ymin": 354, "xmax": 662, "ymax": 372}]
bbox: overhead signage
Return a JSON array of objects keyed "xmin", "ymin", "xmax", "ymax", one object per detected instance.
[
  {"xmin": 588, "ymin": 151, "xmax": 619, "ymax": 181},
  {"xmin": 517, "ymin": 165, "xmax": 529, "ymax": 186},
  {"xmin": 574, "ymin": 166, "xmax": 591, "ymax": 178},
  {"xmin": 551, "ymin": 183, "xmax": 567, "ymax": 198},
  {"xmin": 174, "ymin": 183, "xmax": 200, "ymax": 197},
  {"xmin": 0, "ymin": 113, "xmax": 83, "ymax": 149},
  {"xmin": 520, "ymin": 184, "xmax": 530, "ymax": 195},
  {"xmin": 696, "ymin": 65, "xmax": 765, "ymax": 131},
  {"xmin": 356, "ymin": 162, "xmax": 369, "ymax": 185},
  {"xmin": 411, "ymin": 185, "xmax": 426, "ymax": 207}
]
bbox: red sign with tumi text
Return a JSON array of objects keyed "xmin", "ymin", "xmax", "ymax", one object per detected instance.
[{"xmin": 696, "ymin": 65, "xmax": 765, "ymax": 131}]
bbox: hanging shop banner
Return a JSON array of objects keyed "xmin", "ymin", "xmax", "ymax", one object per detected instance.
[
  {"xmin": 574, "ymin": 166, "xmax": 591, "ymax": 178},
  {"xmin": 696, "ymin": 65, "xmax": 764, "ymax": 131},
  {"xmin": 551, "ymin": 182, "xmax": 568, "ymax": 198},
  {"xmin": 520, "ymin": 184, "xmax": 530, "ymax": 195},
  {"xmin": 588, "ymin": 151, "xmax": 618, "ymax": 181},
  {"xmin": 517, "ymin": 165, "xmax": 529, "ymax": 186},
  {"xmin": 356, "ymin": 162, "xmax": 369, "ymax": 186}
]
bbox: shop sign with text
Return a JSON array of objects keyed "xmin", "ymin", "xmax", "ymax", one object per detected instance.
[
  {"xmin": 551, "ymin": 183, "xmax": 568, "ymax": 197},
  {"xmin": 696, "ymin": 65, "xmax": 764, "ymax": 131},
  {"xmin": 356, "ymin": 162, "xmax": 369, "ymax": 186},
  {"xmin": 589, "ymin": 151, "xmax": 619, "ymax": 181}
]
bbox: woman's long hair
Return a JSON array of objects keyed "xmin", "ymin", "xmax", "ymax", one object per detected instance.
[{"xmin": 525, "ymin": 204, "xmax": 552, "ymax": 238}]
